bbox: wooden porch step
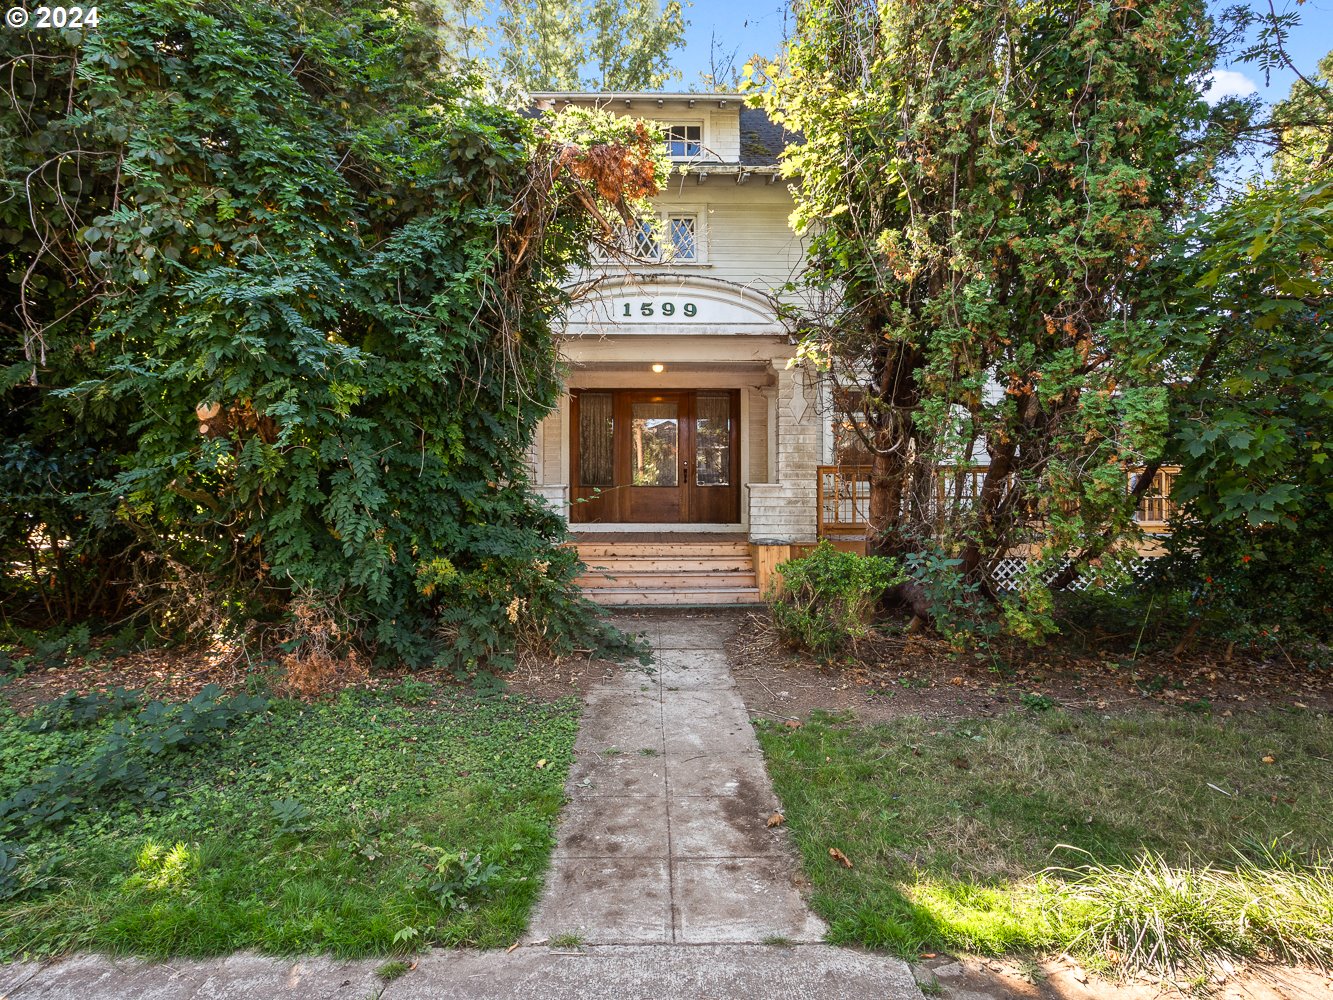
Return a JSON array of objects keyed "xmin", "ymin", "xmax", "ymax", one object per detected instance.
[
  {"xmin": 579, "ymin": 557, "xmax": 753, "ymax": 573},
  {"xmin": 573, "ymin": 542, "xmax": 749, "ymax": 559},
  {"xmin": 576, "ymin": 570, "xmax": 758, "ymax": 590},
  {"xmin": 584, "ymin": 587, "xmax": 763, "ymax": 607},
  {"xmin": 571, "ymin": 539, "xmax": 760, "ymax": 606}
]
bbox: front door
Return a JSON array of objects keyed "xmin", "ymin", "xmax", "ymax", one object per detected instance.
[{"xmin": 571, "ymin": 389, "xmax": 740, "ymax": 524}]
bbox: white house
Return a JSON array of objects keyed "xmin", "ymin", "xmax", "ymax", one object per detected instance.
[{"xmin": 526, "ymin": 92, "xmax": 848, "ymax": 604}]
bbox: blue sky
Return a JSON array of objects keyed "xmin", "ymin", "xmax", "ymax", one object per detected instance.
[{"xmin": 671, "ymin": 0, "xmax": 1333, "ymax": 105}]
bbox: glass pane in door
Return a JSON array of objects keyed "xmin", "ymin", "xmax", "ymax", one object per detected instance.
[
  {"xmin": 695, "ymin": 392, "xmax": 731, "ymax": 486},
  {"xmin": 630, "ymin": 402, "xmax": 678, "ymax": 486},
  {"xmin": 578, "ymin": 392, "xmax": 614, "ymax": 487}
]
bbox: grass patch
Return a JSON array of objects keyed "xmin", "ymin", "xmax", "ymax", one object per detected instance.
[
  {"xmin": 0, "ymin": 685, "xmax": 580, "ymax": 959},
  {"xmin": 375, "ymin": 959, "xmax": 412, "ymax": 981},
  {"xmin": 755, "ymin": 708, "xmax": 1333, "ymax": 976}
]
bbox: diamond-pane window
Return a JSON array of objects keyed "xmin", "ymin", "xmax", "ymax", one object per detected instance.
[
  {"xmin": 667, "ymin": 216, "xmax": 697, "ymax": 261},
  {"xmin": 630, "ymin": 218, "xmax": 660, "ymax": 260},
  {"xmin": 665, "ymin": 124, "xmax": 702, "ymax": 158}
]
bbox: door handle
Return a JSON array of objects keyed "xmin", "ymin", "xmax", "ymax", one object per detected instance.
[{"xmin": 683, "ymin": 462, "xmax": 690, "ymax": 482}]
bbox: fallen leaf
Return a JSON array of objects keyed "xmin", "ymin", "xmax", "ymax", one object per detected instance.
[
  {"xmin": 950, "ymin": 756, "xmax": 971, "ymax": 770},
  {"xmin": 949, "ymin": 676, "xmax": 964, "ymax": 686},
  {"xmin": 505, "ymin": 942, "xmax": 520, "ymax": 954},
  {"xmin": 535, "ymin": 758, "xmax": 547, "ymax": 769},
  {"xmin": 784, "ymin": 719, "xmax": 802, "ymax": 729},
  {"xmin": 767, "ymin": 812, "xmax": 785, "ymax": 828},
  {"xmin": 829, "ymin": 847, "xmax": 853, "ymax": 869},
  {"xmin": 1262, "ymin": 755, "xmax": 1275, "ymax": 764},
  {"xmin": 920, "ymin": 952, "xmax": 937, "ymax": 959}
]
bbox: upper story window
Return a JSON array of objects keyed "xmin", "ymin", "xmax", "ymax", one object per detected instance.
[
  {"xmin": 667, "ymin": 216, "xmax": 697, "ymax": 261},
  {"xmin": 664, "ymin": 124, "xmax": 703, "ymax": 158},
  {"xmin": 600, "ymin": 212, "xmax": 703, "ymax": 264}
]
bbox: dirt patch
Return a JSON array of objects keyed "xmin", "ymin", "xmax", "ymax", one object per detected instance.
[
  {"xmin": 913, "ymin": 953, "xmax": 1333, "ymax": 1000},
  {"xmin": 727, "ymin": 612, "xmax": 1332, "ymax": 725},
  {"xmin": 502, "ymin": 650, "xmax": 634, "ymax": 702},
  {"xmin": 0, "ymin": 638, "xmax": 636, "ymax": 714}
]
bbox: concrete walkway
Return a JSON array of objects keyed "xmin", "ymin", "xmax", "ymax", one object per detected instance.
[
  {"xmin": 526, "ymin": 612, "xmax": 826, "ymax": 945},
  {"xmin": 1, "ymin": 612, "xmax": 921, "ymax": 999}
]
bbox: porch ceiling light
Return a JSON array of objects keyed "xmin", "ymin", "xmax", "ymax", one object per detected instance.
[{"xmin": 652, "ymin": 363, "xmax": 665, "ymax": 373}]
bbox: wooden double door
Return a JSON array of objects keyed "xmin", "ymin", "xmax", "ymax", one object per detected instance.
[{"xmin": 571, "ymin": 389, "xmax": 741, "ymax": 523}]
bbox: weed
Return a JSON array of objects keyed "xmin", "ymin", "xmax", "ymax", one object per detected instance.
[
  {"xmin": 1019, "ymin": 692, "xmax": 1055, "ymax": 712},
  {"xmin": 375, "ymin": 959, "xmax": 411, "ymax": 981},
  {"xmin": 548, "ymin": 932, "xmax": 584, "ymax": 949},
  {"xmin": 916, "ymin": 976, "xmax": 944, "ymax": 996},
  {"xmin": 269, "ymin": 798, "xmax": 310, "ymax": 835},
  {"xmin": 638, "ymin": 747, "xmax": 658, "ymax": 757},
  {"xmin": 761, "ymin": 935, "xmax": 794, "ymax": 947},
  {"xmin": 423, "ymin": 848, "xmax": 503, "ymax": 914}
]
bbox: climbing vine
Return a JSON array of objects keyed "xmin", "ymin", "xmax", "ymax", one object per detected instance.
[{"xmin": 1, "ymin": 0, "xmax": 666, "ymax": 665}]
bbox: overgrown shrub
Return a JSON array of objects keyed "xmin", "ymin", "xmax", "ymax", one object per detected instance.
[
  {"xmin": 1, "ymin": 1, "xmax": 663, "ymax": 666},
  {"xmin": 770, "ymin": 541, "xmax": 904, "ymax": 656}
]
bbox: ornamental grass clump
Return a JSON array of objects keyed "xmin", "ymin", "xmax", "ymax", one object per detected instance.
[{"xmin": 1049, "ymin": 847, "xmax": 1333, "ymax": 979}]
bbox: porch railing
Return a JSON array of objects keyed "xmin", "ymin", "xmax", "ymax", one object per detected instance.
[
  {"xmin": 816, "ymin": 464, "xmax": 1181, "ymax": 537},
  {"xmin": 1132, "ymin": 466, "xmax": 1180, "ymax": 530},
  {"xmin": 816, "ymin": 465, "xmax": 872, "ymax": 536}
]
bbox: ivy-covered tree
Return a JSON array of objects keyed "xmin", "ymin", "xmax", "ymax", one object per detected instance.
[
  {"xmin": 763, "ymin": 0, "xmax": 1227, "ymax": 638},
  {"xmin": 1, "ymin": 0, "xmax": 666, "ymax": 665},
  {"xmin": 495, "ymin": 0, "xmax": 687, "ymax": 91}
]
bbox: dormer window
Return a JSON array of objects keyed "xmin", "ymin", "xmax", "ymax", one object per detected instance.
[{"xmin": 665, "ymin": 124, "xmax": 702, "ymax": 158}]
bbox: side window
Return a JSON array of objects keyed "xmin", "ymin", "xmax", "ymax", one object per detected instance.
[
  {"xmin": 832, "ymin": 387, "xmax": 873, "ymax": 465},
  {"xmin": 665, "ymin": 215, "xmax": 697, "ymax": 262},
  {"xmin": 664, "ymin": 124, "xmax": 702, "ymax": 158}
]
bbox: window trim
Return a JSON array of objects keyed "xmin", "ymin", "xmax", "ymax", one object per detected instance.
[{"xmin": 663, "ymin": 122, "xmax": 704, "ymax": 160}]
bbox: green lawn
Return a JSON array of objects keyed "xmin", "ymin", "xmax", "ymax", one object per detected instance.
[
  {"xmin": 756, "ymin": 708, "xmax": 1333, "ymax": 974},
  {"xmin": 0, "ymin": 681, "xmax": 579, "ymax": 959}
]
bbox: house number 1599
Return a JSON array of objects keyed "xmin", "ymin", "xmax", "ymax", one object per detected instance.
[{"xmin": 623, "ymin": 301, "xmax": 698, "ymax": 318}]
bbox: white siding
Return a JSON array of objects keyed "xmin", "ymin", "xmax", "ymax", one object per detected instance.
[
  {"xmin": 707, "ymin": 108, "xmax": 740, "ymax": 162},
  {"xmin": 747, "ymin": 387, "xmax": 768, "ymax": 484},
  {"xmin": 646, "ymin": 181, "xmax": 805, "ymax": 296},
  {"xmin": 539, "ymin": 406, "xmax": 563, "ymax": 485}
]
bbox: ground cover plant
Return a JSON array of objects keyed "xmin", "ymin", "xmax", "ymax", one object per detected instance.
[
  {"xmin": 0, "ymin": 682, "xmax": 578, "ymax": 959},
  {"xmin": 754, "ymin": 706, "xmax": 1333, "ymax": 982}
]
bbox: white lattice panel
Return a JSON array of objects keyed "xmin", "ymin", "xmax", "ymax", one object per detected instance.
[{"xmin": 988, "ymin": 556, "xmax": 1158, "ymax": 593}]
